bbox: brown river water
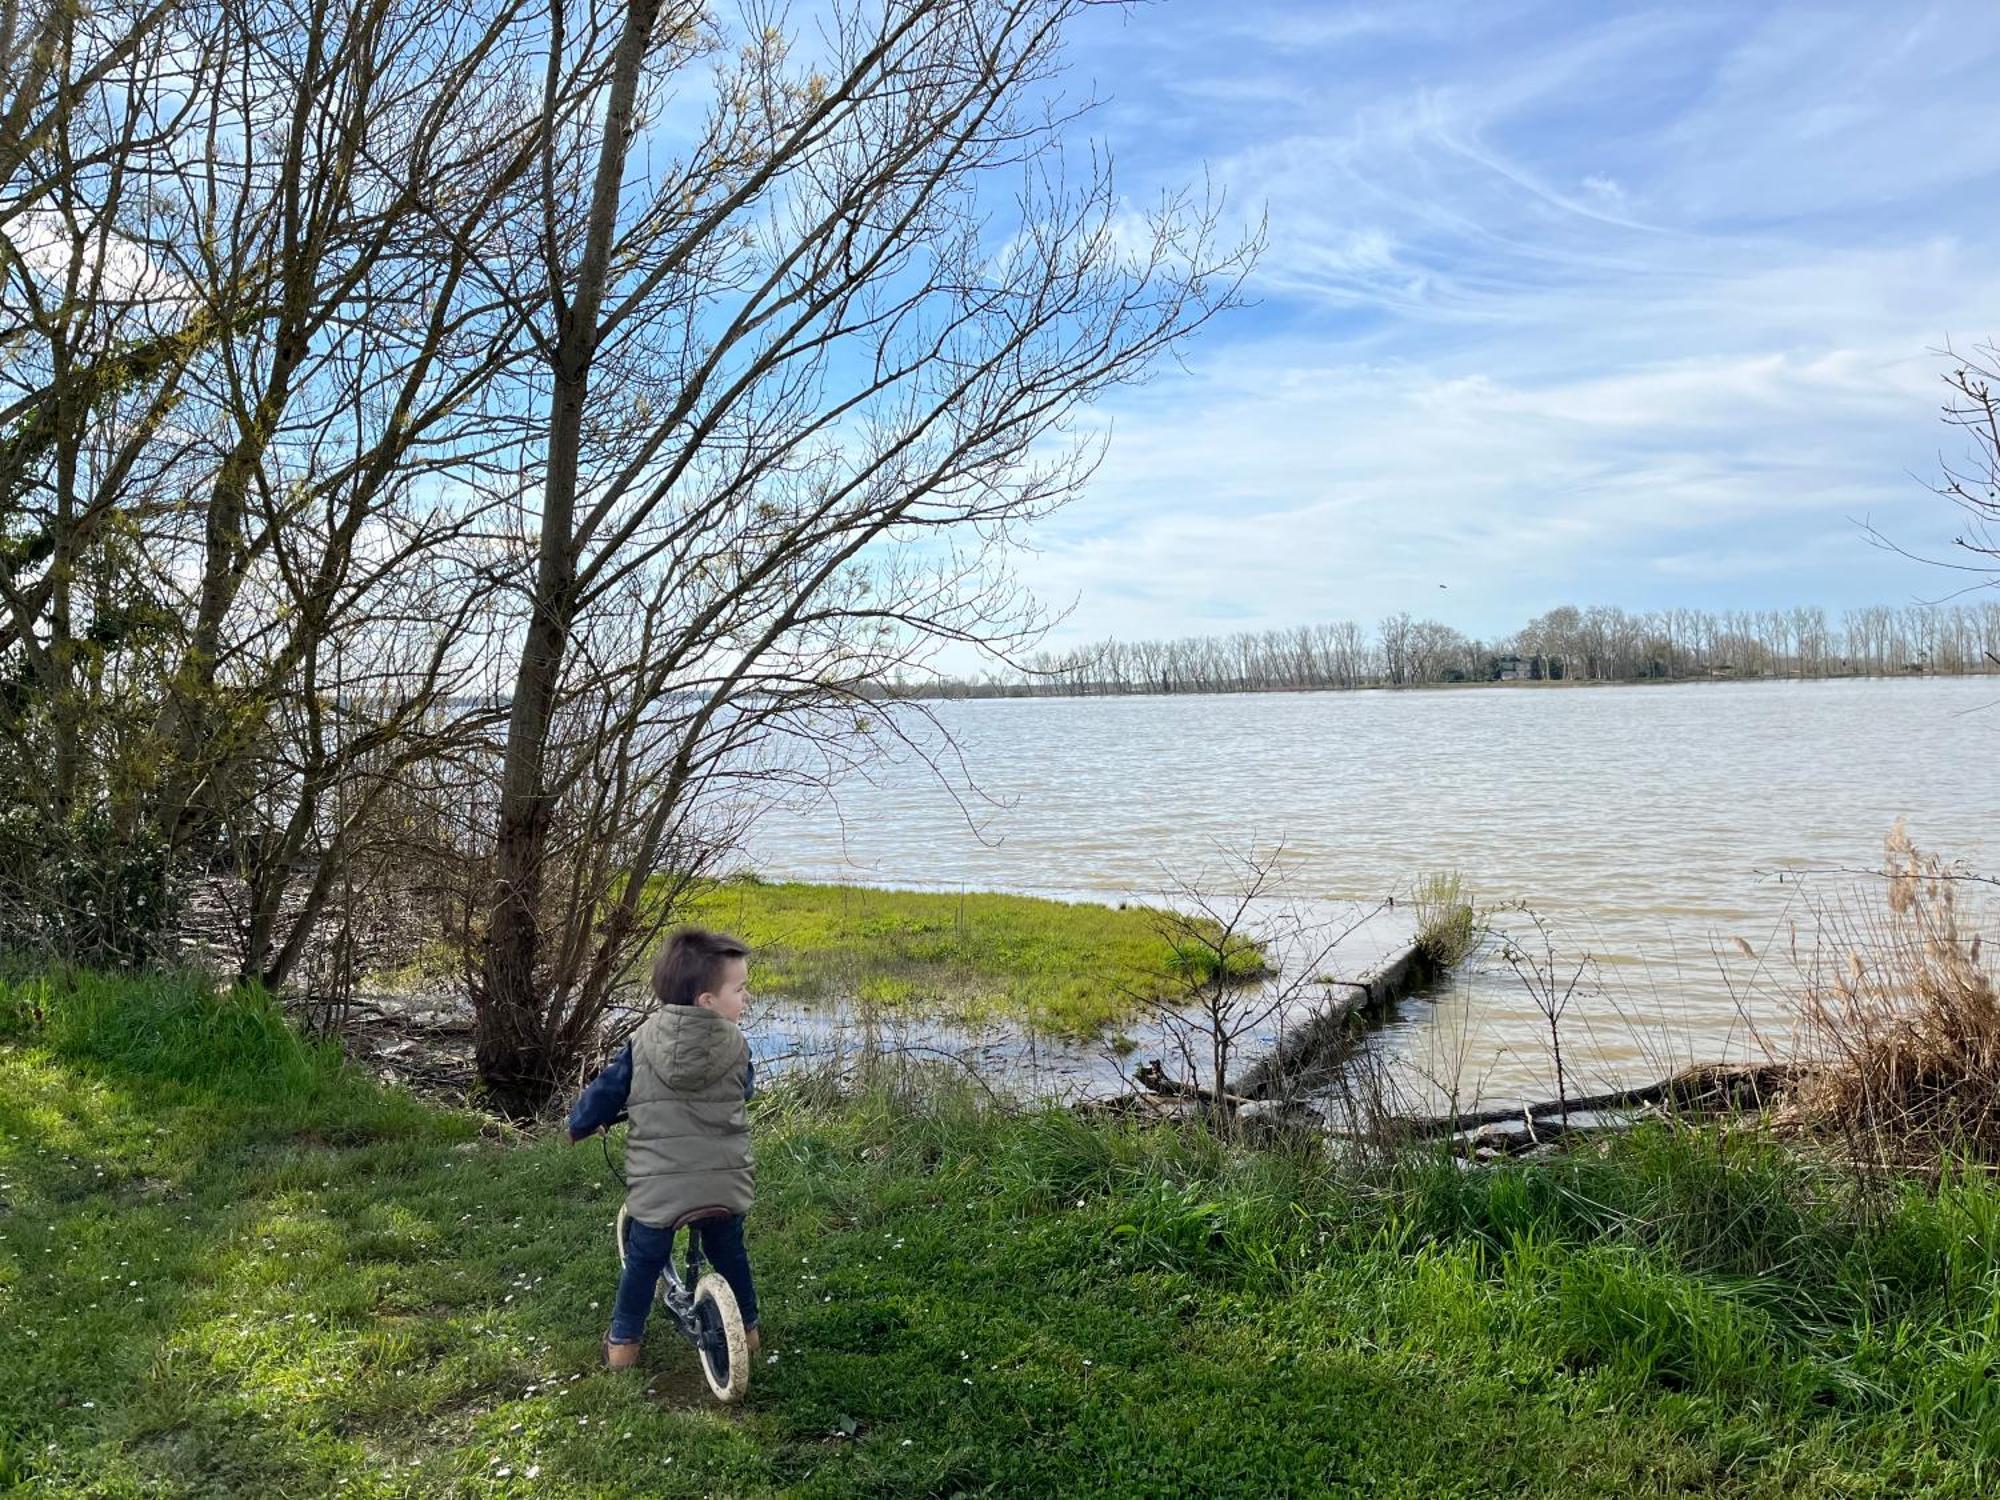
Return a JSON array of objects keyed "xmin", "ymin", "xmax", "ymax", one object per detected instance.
[{"xmin": 736, "ymin": 676, "xmax": 1997, "ymax": 1111}]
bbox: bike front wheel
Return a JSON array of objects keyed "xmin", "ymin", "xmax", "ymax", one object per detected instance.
[{"xmin": 691, "ymin": 1272, "xmax": 750, "ymax": 1403}]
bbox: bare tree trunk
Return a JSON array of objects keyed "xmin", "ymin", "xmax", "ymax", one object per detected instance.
[{"xmin": 478, "ymin": 0, "xmax": 660, "ymax": 1113}]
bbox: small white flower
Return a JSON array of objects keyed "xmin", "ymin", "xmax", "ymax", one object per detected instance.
[{"xmin": 526, "ymin": 1467, "xmax": 540, "ymax": 1480}]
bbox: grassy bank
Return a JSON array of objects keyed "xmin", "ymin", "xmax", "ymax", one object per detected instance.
[
  {"xmin": 681, "ymin": 875, "xmax": 1262, "ymax": 1036},
  {"xmin": 3, "ymin": 970, "xmax": 1998, "ymax": 1497}
]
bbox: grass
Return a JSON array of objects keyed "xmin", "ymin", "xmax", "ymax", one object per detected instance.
[
  {"xmin": 4, "ymin": 968, "xmax": 2000, "ymax": 1496},
  {"xmin": 681, "ymin": 875, "xmax": 1264, "ymax": 1036}
]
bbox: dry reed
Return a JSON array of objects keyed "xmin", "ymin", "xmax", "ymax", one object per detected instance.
[{"xmin": 1789, "ymin": 822, "xmax": 2000, "ymax": 1161}]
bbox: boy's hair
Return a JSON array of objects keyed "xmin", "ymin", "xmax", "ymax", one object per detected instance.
[{"xmin": 652, "ymin": 926, "xmax": 750, "ymax": 1008}]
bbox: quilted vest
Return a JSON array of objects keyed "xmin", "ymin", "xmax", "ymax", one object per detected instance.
[{"xmin": 623, "ymin": 1005, "xmax": 753, "ymax": 1227}]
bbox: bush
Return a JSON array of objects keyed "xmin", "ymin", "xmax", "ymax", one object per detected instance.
[
  {"xmin": 1411, "ymin": 869, "xmax": 1477, "ymax": 969},
  {"xmin": 0, "ymin": 806, "xmax": 179, "ymax": 967},
  {"xmin": 1791, "ymin": 824, "xmax": 2000, "ymax": 1160}
]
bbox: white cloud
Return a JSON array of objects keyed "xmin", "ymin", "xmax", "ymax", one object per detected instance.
[{"xmin": 984, "ymin": 1, "xmax": 2000, "ymax": 656}]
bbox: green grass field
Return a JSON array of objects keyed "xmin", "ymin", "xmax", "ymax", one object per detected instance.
[
  {"xmin": 681, "ymin": 875, "xmax": 1264, "ymax": 1036},
  {"xmin": 3, "ymin": 969, "xmax": 1997, "ymax": 1496}
]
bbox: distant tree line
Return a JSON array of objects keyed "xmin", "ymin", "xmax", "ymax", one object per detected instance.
[{"xmin": 899, "ymin": 600, "xmax": 2000, "ymax": 698}]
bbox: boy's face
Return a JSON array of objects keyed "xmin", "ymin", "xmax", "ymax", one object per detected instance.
[{"xmin": 695, "ymin": 956, "xmax": 751, "ymax": 1024}]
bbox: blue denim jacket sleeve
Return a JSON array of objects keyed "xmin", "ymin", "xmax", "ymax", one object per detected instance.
[{"xmin": 567, "ymin": 1043, "xmax": 634, "ymax": 1139}]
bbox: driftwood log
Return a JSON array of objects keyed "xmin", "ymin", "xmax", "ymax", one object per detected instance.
[
  {"xmin": 1133, "ymin": 1059, "xmax": 1256, "ymax": 1111},
  {"xmin": 1088, "ymin": 1060, "xmax": 1801, "ymax": 1155},
  {"xmin": 1390, "ymin": 1062, "xmax": 1802, "ymax": 1141},
  {"xmin": 1076, "ymin": 1061, "xmax": 1324, "ymax": 1135},
  {"xmin": 1455, "ymin": 1116, "xmax": 1621, "ymax": 1157}
]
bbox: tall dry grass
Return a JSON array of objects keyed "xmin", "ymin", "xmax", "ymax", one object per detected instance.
[
  {"xmin": 1789, "ymin": 822, "xmax": 2000, "ymax": 1161},
  {"xmin": 1410, "ymin": 869, "xmax": 1478, "ymax": 969}
]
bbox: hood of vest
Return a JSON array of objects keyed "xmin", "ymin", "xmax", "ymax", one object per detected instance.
[{"xmin": 632, "ymin": 1004, "xmax": 744, "ymax": 1094}]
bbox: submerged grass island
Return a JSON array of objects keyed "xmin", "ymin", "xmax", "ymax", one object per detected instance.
[{"xmin": 677, "ymin": 875, "xmax": 1267, "ymax": 1037}]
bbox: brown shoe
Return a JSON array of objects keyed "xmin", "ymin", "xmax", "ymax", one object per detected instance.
[
  {"xmin": 745, "ymin": 1326, "xmax": 761, "ymax": 1358},
  {"xmin": 602, "ymin": 1335, "xmax": 641, "ymax": 1370}
]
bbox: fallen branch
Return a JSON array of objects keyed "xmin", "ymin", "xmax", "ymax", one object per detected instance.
[
  {"xmin": 1133, "ymin": 1059, "xmax": 1256, "ymax": 1111},
  {"xmin": 1457, "ymin": 1115, "xmax": 1631, "ymax": 1157},
  {"xmin": 1392, "ymin": 1062, "xmax": 1801, "ymax": 1140}
]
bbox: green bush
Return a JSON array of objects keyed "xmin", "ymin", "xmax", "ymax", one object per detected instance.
[
  {"xmin": 1411, "ymin": 869, "xmax": 1477, "ymax": 969},
  {"xmin": 0, "ymin": 806, "xmax": 178, "ymax": 967}
]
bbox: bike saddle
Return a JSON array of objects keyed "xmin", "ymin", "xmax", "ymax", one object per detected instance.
[{"xmin": 666, "ymin": 1206, "xmax": 735, "ymax": 1229}]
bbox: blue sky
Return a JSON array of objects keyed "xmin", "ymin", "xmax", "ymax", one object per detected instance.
[{"xmin": 1010, "ymin": 0, "xmax": 2000, "ymax": 649}]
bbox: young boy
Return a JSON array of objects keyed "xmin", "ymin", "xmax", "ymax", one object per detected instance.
[{"xmin": 568, "ymin": 926, "xmax": 760, "ymax": 1369}]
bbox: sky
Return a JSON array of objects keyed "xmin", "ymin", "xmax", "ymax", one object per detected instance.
[{"xmin": 1001, "ymin": 0, "xmax": 2000, "ymax": 652}]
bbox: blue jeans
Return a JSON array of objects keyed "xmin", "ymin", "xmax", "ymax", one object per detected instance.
[{"xmin": 609, "ymin": 1214, "xmax": 758, "ymax": 1344}]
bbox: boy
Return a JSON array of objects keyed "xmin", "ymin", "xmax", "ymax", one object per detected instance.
[{"xmin": 568, "ymin": 926, "xmax": 760, "ymax": 1369}]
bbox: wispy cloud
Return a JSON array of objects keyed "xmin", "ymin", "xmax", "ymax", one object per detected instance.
[{"xmin": 1006, "ymin": 0, "xmax": 2000, "ymax": 653}]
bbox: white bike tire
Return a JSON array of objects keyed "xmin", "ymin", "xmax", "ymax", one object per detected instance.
[{"xmin": 691, "ymin": 1272, "xmax": 750, "ymax": 1403}]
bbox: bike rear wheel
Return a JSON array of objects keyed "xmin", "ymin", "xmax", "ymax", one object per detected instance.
[{"xmin": 691, "ymin": 1272, "xmax": 749, "ymax": 1403}]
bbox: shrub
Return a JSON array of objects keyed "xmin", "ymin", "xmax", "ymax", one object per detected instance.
[
  {"xmin": 1790, "ymin": 823, "xmax": 2000, "ymax": 1161},
  {"xmin": 1411, "ymin": 869, "xmax": 1477, "ymax": 969},
  {"xmin": 0, "ymin": 806, "xmax": 179, "ymax": 967}
]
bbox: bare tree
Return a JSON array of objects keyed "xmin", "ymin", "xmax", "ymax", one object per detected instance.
[
  {"xmin": 1, "ymin": 0, "xmax": 569, "ymax": 972},
  {"xmin": 142, "ymin": 0, "xmax": 559, "ymax": 847},
  {"xmin": 165, "ymin": 0, "xmax": 567, "ymax": 987},
  {"xmin": 469, "ymin": 0, "xmax": 1254, "ymax": 1113},
  {"xmin": 1931, "ymin": 341, "xmax": 2000, "ymax": 610},
  {"xmin": 1120, "ymin": 849, "xmax": 1287, "ymax": 1120},
  {"xmin": 1495, "ymin": 905, "xmax": 1588, "ymax": 1126},
  {"xmin": 1118, "ymin": 847, "xmax": 1380, "ymax": 1132}
]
